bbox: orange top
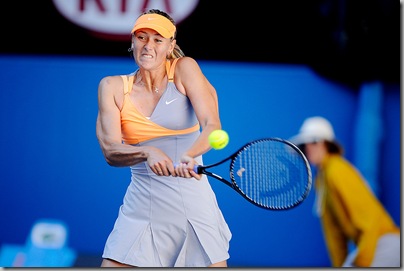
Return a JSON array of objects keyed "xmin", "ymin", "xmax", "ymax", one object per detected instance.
[{"xmin": 120, "ymin": 58, "xmax": 200, "ymax": 145}]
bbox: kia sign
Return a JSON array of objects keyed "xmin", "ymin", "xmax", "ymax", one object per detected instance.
[
  {"xmin": 52, "ymin": 0, "xmax": 199, "ymax": 40},
  {"xmin": 0, "ymin": 1, "xmax": 398, "ymax": 87}
]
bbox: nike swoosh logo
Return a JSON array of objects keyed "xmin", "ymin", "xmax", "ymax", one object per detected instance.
[{"xmin": 165, "ymin": 98, "xmax": 178, "ymax": 105}]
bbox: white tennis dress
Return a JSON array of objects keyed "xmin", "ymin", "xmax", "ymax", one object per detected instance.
[{"xmin": 102, "ymin": 59, "xmax": 232, "ymax": 267}]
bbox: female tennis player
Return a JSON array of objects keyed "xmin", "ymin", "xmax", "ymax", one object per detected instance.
[{"xmin": 96, "ymin": 9, "xmax": 231, "ymax": 268}]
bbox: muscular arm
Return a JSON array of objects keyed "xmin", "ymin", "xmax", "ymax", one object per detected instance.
[
  {"xmin": 96, "ymin": 75, "xmax": 171, "ymax": 171},
  {"xmin": 174, "ymin": 57, "xmax": 221, "ymax": 168}
]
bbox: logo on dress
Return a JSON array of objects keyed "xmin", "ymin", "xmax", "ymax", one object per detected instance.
[{"xmin": 165, "ymin": 98, "xmax": 178, "ymax": 105}]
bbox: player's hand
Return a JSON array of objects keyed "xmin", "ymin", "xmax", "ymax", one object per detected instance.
[
  {"xmin": 146, "ymin": 147, "xmax": 176, "ymax": 177},
  {"xmin": 175, "ymin": 155, "xmax": 202, "ymax": 180}
]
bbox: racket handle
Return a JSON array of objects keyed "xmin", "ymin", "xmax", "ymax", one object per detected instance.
[{"xmin": 174, "ymin": 163, "xmax": 200, "ymax": 173}]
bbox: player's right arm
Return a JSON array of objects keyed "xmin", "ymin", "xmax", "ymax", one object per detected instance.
[
  {"xmin": 96, "ymin": 75, "xmax": 147, "ymax": 167},
  {"xmin": 95, "ymin": 76, "xmax": 176, "ymax": 176}
]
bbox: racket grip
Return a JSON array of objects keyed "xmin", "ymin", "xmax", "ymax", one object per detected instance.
[{"xmin": 174, "ymin": 163, "xmax": 200, "ymax": 173}]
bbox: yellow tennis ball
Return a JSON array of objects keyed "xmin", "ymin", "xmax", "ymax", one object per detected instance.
[{"xmin": 209, "ymin": 130, "xmax": 229, "ymax": 150}]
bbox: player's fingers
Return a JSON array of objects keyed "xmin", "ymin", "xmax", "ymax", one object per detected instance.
[
  {"xmin": 166, "ymin": 163, "xmax": 177, "ymax": 177},
  {"xmin": 189, "ymin": 170, "xmax": 202, "ymax": 180},
  {"xmin": 152, "ymin": 165, "xmax": 163, "ymax": 176},
  {"xmin": 175, "ymin": 163, "xmax": 193, "ymax": 178},
  {"xmin": 153, "ymin": 162, "xmax": 172, "ymax": 176}
]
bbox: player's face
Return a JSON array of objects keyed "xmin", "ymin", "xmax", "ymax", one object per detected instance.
[{"xmin": 132, "ymin": 29, "xmax": 173, "ymax": 69}]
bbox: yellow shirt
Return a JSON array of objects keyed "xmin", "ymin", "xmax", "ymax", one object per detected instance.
[{"xmin": 315, "ymin": 154, "xmax": 400, "ymax": 267}]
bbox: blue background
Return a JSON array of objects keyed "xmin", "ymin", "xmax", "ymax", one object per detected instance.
[{"xmin": 0, "ymin": 54, "xmax": 400, "ymax": 267}]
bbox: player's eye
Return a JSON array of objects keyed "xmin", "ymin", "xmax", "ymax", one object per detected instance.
[{"xmin": 137, "ymin": 35, "xmax": 146, "ymax": 41}]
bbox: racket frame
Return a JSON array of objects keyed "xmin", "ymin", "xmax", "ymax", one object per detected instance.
[{"xmin": 195, "ymin": 138, "xmax": 312, "ymax": 210}]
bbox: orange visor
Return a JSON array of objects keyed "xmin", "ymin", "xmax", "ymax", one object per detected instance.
[{"xmin": 131, "ymin": 13, "xmax": 176, "ymax": 39}]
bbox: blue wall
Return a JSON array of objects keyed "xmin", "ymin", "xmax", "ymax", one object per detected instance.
[{"xmin": 0, "ymin": 55, "xmax": 399, "ymax": 267}]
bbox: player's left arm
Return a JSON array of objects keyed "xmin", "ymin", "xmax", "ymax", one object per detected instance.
[{"xmin": 174, "ymin": 57, "xmax": 221, "ymax": 173}]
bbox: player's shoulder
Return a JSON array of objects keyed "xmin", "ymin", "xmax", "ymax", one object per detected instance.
[
  {"xmin": 175, "ymin": 57, "xmax": 202, "ymax": 76},
  {"xmin": 176, "ymin": 56, "xmax": 199, "ymax": 68},
  {"xmin": 99, "ymin": 74, "xmax": 121, "ymax": 84},
  {"xmin": 99, "ymin": 74, "xmax": 127, "ymax": 88},
  {"xmin": 98, "ymin": 75, "xmax": 126, "ymax": 97}
]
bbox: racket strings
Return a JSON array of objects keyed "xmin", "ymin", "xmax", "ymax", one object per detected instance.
[{"xmin": 231, "ymin": 139, "xmax": 311, "ymax": 209}]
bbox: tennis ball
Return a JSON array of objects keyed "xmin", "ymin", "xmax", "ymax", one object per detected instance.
[{"xmin": 209, "ymin": 130, "xmax": 229, "ymax": 150}]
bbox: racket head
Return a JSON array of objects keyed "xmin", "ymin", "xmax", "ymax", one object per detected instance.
[{"xmin": 229, "ymin": 138, "xmax": 312, "ymax": 210}]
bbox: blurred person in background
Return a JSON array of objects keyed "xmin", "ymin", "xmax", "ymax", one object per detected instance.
[{"xmin": 290, "ymin": 116, "xmax": 400, "ymax": 267}]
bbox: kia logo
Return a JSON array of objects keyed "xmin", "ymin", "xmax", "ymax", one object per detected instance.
[{"xmin": 53, "ymin": 0, "xmax": 199, "ymax": 40}]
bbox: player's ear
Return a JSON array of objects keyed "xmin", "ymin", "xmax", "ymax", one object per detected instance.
[
  {"xmin": 167, "ymin": 40, "xmax": 176, "ymax": 58},
  {"xmin": 170, "ymin": 39, "xmax": 176, "ymax": 51},
  {"xmin": 128, "ymin": 42, "xmax": 134, "ymax": 54}
]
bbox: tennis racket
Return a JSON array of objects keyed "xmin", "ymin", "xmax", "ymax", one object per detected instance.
[{"xmin": 194, "ymin": 138, "xmax": 312, "ymax": 210}]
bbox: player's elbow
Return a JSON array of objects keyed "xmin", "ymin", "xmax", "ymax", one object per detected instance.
[
  {"xmin": 105, "ymin": 159, "xmax": 117, "ymax": 167},
  {"xmin": 205, "ymin": 121, "xmax": 221, "ymax": 131},
  {"xmin": 200, "ymin": 115, "xmax": 220, "ymax": 129},
  {"xmin": 100, "ymin": 148, "xmax": 114, "ymax": 166},
  {"xmin": 98, "ymin": 141, "xmax": 117, "ymax": 166}
]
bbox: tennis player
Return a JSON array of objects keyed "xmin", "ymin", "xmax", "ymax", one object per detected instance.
[{"xmin": 96, "ymin": 9, "xmax": 231, "ymax": 267}]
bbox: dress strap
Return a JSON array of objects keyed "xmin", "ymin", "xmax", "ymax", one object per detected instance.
[
  {"xmin": 121, "ymin": 74, "xmax": 134, "ymax": 95},
  {"xmin": 166, "ymin": 58, "xmax": 180, "ymax": 82},
  {"xmin": 128, "ymin": 75, "xmax": 134, "ymax": 93}
]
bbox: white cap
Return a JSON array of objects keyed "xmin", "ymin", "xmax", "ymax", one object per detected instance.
[{"xmin": 289, "ymin": 116, "xmax": 335, "ymax": 145}]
